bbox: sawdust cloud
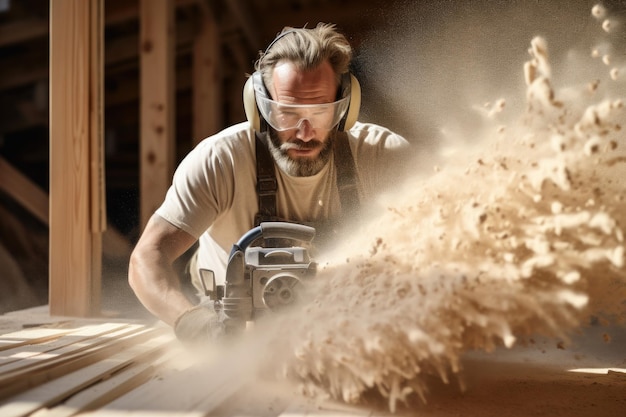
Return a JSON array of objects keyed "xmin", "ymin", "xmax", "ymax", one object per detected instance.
[{"xmin": 196, "ymin": 1, "xmax": 626, "ymax": 412}]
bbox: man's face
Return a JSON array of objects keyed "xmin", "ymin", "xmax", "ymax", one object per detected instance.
[{"xmin": 265, "ymin": 60, "xmax": 339, "ymax": 177}]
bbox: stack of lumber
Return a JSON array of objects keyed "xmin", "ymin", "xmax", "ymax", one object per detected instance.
[
  {"xmin": 0, "ymin": 318, "xmax": 181, "ymax": 417},
  {"xmin": 0, "ymin": 308, "xmax": 376, "ymax": 417}
]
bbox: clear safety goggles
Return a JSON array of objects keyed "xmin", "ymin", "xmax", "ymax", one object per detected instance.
[{"xmin": 256, "ymin": 95, "xmax": 350, "ymax": 131}]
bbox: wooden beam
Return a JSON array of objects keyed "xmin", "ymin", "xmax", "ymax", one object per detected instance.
[
  {"xmin": 0, "ymin": 157, "xmax": 130, "ymax": 261},
  {"xmin": 223, "ymin": 32, "xmax": 254, "ymax": 75},
  {"xmin": 0, "ymin": 0, "xmax": 198, "ymax": 49},
  {"xmin": 0, "ymin": 156, "xmax": 49, "ymax": 225},
  {"xmin": 0, "ymin": 17, "xmax": 48, "ymax": 48},
  {"xmin": 139, "ymin": 0, "xmax": 176, "ymax": 229},
  {"xmin": 0, "ymin": 4, "xmax": 196, "ymax": 94},
  {"xmin": 192, "ymin": 8, "xmax": 221, "ymax": 145},
  {"xmin": 225, "ymin": 0, "xmax": 263, "ymax": 52},
  {"xmin": 107, "ymin": 0, "xmax": 199, "ymax": 25},
  {"xmin": 49, "ymin": 0, "xmax": 105, "ymax": 317},
  {"xmin": 90, "ymin": 0, "xmax": 107, "ymax": 299},
  {"xmin": 106, "ymin": 65, "xmax": 193, "ymax": 108},
  {"xmin": 105, "ymin": 22, "xmax": 196, "ymax": 69},
  {"xmin": 0, "ymin": 64, "xmax": 48, "ymax": 92}
]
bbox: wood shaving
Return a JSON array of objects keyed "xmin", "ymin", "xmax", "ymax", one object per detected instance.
[{"xmin": 246, "ymin": 7, "xmax": 626, "ymax": 413}]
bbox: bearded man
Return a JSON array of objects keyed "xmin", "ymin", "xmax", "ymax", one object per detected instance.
[{"xmin": 129, "ymin": 23, "xmax": 409, "ymax": 343}]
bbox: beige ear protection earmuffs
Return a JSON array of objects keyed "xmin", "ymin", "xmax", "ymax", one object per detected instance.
[{"xmin": 243, "ymin": 30, "xmax": 361, "ymax": 133}]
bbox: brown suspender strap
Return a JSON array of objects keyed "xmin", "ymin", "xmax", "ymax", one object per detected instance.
[
  {"xmin": 255, "ymin": 133, "xmax": 279, "ymax": 225},
  {"xmin": 333, "ymin": 130, "xmax": 359, "ymax": 218},
  {"xmin": 254, "ymin": 131, "xmax": 359, "ymax": 226}
]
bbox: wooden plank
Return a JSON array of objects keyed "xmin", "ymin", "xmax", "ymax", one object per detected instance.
[
  {"xmin": 206, "ymin": 380, "xmax": 292, "ymax": 417},
  {"xmin": 0, "ymin": 323, "xmax": 131, "ymax": 368},
  {"xmin": 49, "ymin": 0, "xmax": 104, "ymax": 317},
  {"xmin": 0, "ymin": 333, "xmax": 174, "ymax": 417},
  {"xmin": 0, "ymin": 327, "xmax": 72, "ymax": 352},
  {"xmin": 106, "ymin": 0, "xmax": 198, "ymax": 27},
  {"xmin": 224, "ymin": 0, "xmax": 263, "ymax": 52},
  {"xmin": 0, "ymin": 324, "xmax": 139, "ymax": 379},
  {"xmin": 0, "ymin": 17, "xmax": 48, "ymax": 48},
  {"xmin": 85, "ymin": 355, "xmax": 250, "ymax": 416},
  {"xmin": 0, "ymin": 0, "xmax": 196, "ymax": 49},
  {"xmin": 0, "ymin": 326, "xmax": 160, "ymax": 399},
  {"xmin": 90, "ymin": 0, "xmax": 107, "ymax": 235},
  {"xmin": 0, "ymin": 21, "xmax": 194, "ymax": 95},
  {"xmin": 192, "ymin": 9, "xmax": 221, "ymax": 145},
  {"xmin": 0, "ymin": 154, "xmax": 129, "ymax": 261},
  {"xmin": 31, "ymin": 349, "xmax": 178, "ymax": 417},
  {"xmin": 0, "ymin": 156, "xmax": 49, "ymax": 225},
  {"xmin": 278, "ymin": 400, "xmax": 374, "ymax": 417},
  {"xmin": 183, "ymin": 375, "xmax": 250, "ymax": 416},
  {"xmin": 89, "ymin": 0, "xmax": 106, "ymax": 313},
  {"xmin": 139, "ymin": 0, "xmax": 176, "ymax": 229}
]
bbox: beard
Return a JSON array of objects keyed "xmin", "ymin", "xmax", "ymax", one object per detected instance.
[{"xmin": 267, "ymin": 129, "xmax": 334, "ymax": 177}]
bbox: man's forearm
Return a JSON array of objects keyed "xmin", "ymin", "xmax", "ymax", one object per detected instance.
[{"xmin": 128, "ymin": 250, "xmax": 194, "ymax": 326}]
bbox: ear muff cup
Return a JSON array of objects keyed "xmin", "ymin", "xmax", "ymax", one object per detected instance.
[
  {"xmin": 342, "ymin": 73, "xmax": 361, "ymax": 131},
  {"xmin": 243, "ymin": 74, "xmax": 261, "ymax": 131},
  {"xmin": 243, "ymin": 72, "xmax": 361, "ymax": 133}
]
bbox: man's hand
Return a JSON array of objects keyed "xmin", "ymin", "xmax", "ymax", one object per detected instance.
[{"xmin": 173, "ymin": 304, "xmax": 225, "ymax": 344}]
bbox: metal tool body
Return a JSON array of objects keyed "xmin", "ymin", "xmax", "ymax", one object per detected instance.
[{"xmin": 200, "ymin": 222, "xmax": 317, "ymax": 332}]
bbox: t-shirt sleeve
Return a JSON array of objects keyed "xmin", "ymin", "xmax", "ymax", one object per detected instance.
[{"xmin": 156, "ymin": 138, "xmax": 236, "ymax": 239}]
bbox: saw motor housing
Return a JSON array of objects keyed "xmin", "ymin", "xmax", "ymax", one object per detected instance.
[
  {"xmin": 246, "ymin": 245, "xmax": 316, "ymax": 313},
  {"xmin": 199, "ymin": 222, "xmax": 317, "ymax": 330}
]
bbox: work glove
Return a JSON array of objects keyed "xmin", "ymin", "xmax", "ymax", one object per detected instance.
[{"xmin": 173, "ymin": 303, "xmax": 225, "ymax": 345}]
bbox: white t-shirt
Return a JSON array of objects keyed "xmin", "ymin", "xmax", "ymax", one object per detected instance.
[{"xmin": 156, "ymin": 121, "xmax": 409, "ymax": 285}]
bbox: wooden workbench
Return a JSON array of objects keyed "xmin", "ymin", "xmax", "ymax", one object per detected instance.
[
  {"xmin": 0, "ymin": 306, "xmax": 383, "ymax": 417},
  {"xmin": 1, "ymin": 306, "xmax": 625, "ymax": 417}
]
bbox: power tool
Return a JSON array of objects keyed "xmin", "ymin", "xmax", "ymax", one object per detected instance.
[{"xmin": 199, "ymin": 222, "xmax": 317, "ymax": 332}]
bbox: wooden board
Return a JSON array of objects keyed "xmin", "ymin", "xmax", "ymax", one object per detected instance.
[
  {"xmin": 139, "ymin": 0, "xmax": 176, "ymax": 229},
  {"xmin": 0, "ymin": 317, "xmax": 181, "ymax": 417},
  {"xmin": 0, "ymin": 156, "xmax": 49, "ymax": 225},
  {"xmin": 192, "ymin": 7, "xmax": 221, "ymax": 145},
  {"xmin": 0, "ymin": 313, "xmax": 319, "ymax": 417},
  {"xmin": 0, "ymin": 323, "xmax": 131, "ymax": 366},
  {"xmin": 49, "ymin": 0, "xmax": 105, "ymax": 317},
  {"xmin": 0, "ymin": 334, "xmax": 172, "ymax": 417},
  {"xmin": 5, "ymin": 309, "xmax": 622, "ymax": 417}
]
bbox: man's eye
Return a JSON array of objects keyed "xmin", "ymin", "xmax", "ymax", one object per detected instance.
[{"xmin": 280, "ymin": 114, "xmax": 299, "ymax": 122}]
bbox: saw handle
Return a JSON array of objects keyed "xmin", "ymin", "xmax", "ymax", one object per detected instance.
[{"xmin": 230, "ymin": 222, "xmax": 315, "ymax": 256}]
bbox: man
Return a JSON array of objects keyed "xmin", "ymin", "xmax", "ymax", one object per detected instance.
[{"xmin": 128, "ymin": 23, "xmax": 409, "ymax": 343}]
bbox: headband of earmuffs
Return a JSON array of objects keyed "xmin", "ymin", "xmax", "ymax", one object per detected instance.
[{"xmin": 243, "ymin": 30, "xmax": 361, "ymax": 133}]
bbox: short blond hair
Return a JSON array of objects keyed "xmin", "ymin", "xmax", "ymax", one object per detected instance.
[{"xmin": 255, "ymin": 23, "xmax": 353, "ymax": 92}]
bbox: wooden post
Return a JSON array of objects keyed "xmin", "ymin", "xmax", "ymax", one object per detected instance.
[
  {"xmin": 49, "ymin": 0, "xmax": 106, "ymax": 317},
  {"xmin": 192, "ymin": 9, "xmax": 221, "ymax": 146},
  {"xmin": 139, "ymin": 0, "xmax": 175, "ymax": 229}
]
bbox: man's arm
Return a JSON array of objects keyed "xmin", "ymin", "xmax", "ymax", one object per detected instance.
[{"xmin": 129, "ymin": 214, "xmax": 198, "ymax": 326}]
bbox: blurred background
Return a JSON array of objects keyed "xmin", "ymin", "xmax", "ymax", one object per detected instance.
[{"xmin": 0, "ymin": 0, "xmax": 406, "ymax": 315}]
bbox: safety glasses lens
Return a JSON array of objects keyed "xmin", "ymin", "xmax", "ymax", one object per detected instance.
[{"xmin": 256, "ymin": 96, "xmax": 350, "ymax": 131}]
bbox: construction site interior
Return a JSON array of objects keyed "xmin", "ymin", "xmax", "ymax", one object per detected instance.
[{"xmin": 0, "ymin": 0, "xmax": 625, "ymax": 416}]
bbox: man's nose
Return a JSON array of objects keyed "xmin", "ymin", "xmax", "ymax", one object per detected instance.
[{"xmin": 294, "ymin": 119, "xmax": 315, "ymax": 141}]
